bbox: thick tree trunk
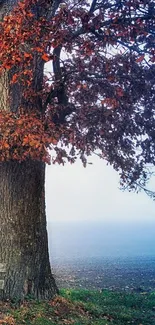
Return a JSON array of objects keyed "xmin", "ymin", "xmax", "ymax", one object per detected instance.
[
  {"xmin": 0, "ymin": 160, "xmax": 58, "ymax": 300},
  {"xmin": 0, "ymin": 0, "xmax": 59, "ymax": 301}
]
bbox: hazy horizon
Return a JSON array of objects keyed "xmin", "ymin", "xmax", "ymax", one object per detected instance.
[
  {"xmin": 45, "ymin": 155, "xmax": 155, "ymax": 262},
  {"xmin": 47, "ymin": 220, "xmax": 155, "ymax": 261}
]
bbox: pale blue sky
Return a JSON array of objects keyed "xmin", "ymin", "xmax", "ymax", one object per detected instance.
[{"xmin": 45, "ymin": 155, "xmax": 155, "ymax": 224}]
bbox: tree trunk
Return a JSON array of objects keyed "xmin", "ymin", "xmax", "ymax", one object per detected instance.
[{"xmin": 0, "ymin": 160, "xmax": 58, "ymax": 300}]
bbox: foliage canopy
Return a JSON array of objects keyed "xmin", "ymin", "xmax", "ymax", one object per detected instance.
[{"xmin": 0, "ymin": 0, "xmax": 155, "ymax": 195}]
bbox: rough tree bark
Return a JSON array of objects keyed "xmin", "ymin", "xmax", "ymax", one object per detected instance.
[
  {"xmin": 0, "ymin": 0, "xmax": 58, "ymax": 300},
  {"xmin": 0, "ymin": 161, "xmax": 58, "ymax": 300}
]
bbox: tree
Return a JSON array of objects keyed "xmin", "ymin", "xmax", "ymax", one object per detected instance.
[{"xmin": 0, "ymin": 0, "xmax": 154, "ymax": 300}]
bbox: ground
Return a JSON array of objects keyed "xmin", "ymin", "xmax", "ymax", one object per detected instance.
[{"xmin": 0, "ymin": 289, "xmax": 155, "ymax": 325}]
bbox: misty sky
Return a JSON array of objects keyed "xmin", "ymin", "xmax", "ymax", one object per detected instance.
[
  {"xmin": 45, "ymin": 155, "xmax": 155, "ymax": 224},
  {"xmin": 44, "ymin": 4, "xmax": 155, "ymax": 227}
]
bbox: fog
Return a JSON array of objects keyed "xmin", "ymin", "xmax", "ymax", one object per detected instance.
[
  {"xmin": 45, "ymin": 156, "xmax": 155, "ymax": 262},
  {"xmin": 47, "ymin": 220, "xmax": 155, "ymax": 261},
  {"xmin": 46, "ymin": 157, "xmax": 155, "ymax": 224}
]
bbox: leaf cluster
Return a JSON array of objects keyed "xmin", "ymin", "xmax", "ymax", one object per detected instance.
[{"xmin": 0, "ymin": 0, "xmax": 154, "ymax": 193}]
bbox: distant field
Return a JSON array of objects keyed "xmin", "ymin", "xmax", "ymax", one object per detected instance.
[
  {"xmin": 49, "ymin": 221, "xmax": 155, "ymax": 292},
  {"xmin": 52, "ymin": 256, "xmax": 155, "ymax": 293},
  {"xmin": 1, "ymin": 289, "xmax": 155, "ymax": 325}
]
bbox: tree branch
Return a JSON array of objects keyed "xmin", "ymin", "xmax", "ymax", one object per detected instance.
[
  {"xmin": 89, "ymin": 0, "xmax": 97, "ymax": 13},
  {"xmin": 46, "ymin": 0, "xmax": 62, "ymax": 20},
  {"xmin": 71, "ymin": 13, "xmax": 154, "ymax": 40},
  {"xmin": 45, "ymin": 45, "xmax": 75, "ymax": 124}
]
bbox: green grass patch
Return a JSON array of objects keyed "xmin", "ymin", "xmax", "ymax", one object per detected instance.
[{"xmin": 0, "ymin": 289, "xmax": 155, "ymax": 325}]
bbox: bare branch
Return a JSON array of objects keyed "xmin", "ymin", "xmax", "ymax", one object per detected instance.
[{"xmin": 89, "ymin": 0, "xmax": 97, "ymax": 13}]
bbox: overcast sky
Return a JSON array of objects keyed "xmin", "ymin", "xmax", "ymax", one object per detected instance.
[{"xmin": 45, "ymin": 155, "xmax": 155, "ymax": 224}]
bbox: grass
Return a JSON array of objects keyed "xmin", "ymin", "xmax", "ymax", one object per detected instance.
[{"xmin": 0, "ymin": 289, "xmax": 155, "ymax": 325}]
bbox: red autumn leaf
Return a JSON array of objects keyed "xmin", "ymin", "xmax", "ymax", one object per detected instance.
[
  {"xmin": 136, "ymin": 55, "xmax": 145, "ymax": 63},
  {"xmin": 3, "ymin": 64, "xmax": 11, "ymax": 70},
  {"xmin": 23, "ymin": 136, "xmax": 29, "ymax": 145},
  {"xmin": 11, "ymin": 74, "xmax": 18, "ymax": 83},
  {"xmin": 116, "ymin": 87, "xmax": 124, "ymax": 97},
  {"xmin": 42, "ymin": 53, "xmax": 50, "ymax": 62},
  {"xmin": 24, "ymin": 53, "xmax": 32, "ymax": 59},
  {"xmin": 34, "ymin": 47, "xmax": 43, "ymax": 53},
  {"xmin": 3, "ymin": 142, "xmax": 9, "ymax": 149}
]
